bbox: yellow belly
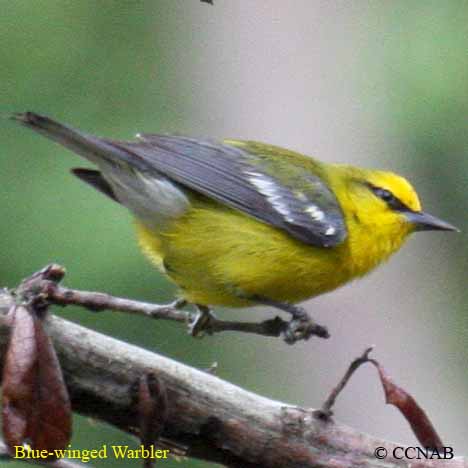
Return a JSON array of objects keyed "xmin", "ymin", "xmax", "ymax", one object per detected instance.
[{"xmin": 134, "ymin": 201, "xmax": 360, "ymax": 307}]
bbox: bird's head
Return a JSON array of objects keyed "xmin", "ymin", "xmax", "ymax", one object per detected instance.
[{"xmin": 334, "ymin": 166, "xmax": 458, "ymax": 243}]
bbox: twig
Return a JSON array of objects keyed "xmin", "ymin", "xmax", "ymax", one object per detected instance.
[
  {"xmin": 48, "ymin": 283, "xmax": 288, "ymax": 337},
  {"xmin": 317, "ymin": 346, "xmax": 374, "ymax": 419},
  {"xmin": 36, "ymin": 266, "xmax": 291, "ymax": 340},
  {"xmin": 49, "ymin": 284, "xmax": 191, "ymax": 322}
]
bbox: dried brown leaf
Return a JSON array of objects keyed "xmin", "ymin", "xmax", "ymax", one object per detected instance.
[
  {"xmin": 372, "ymin": 361, "xmax": 443, "ymax": 449},
  {"xmin": 2, "ymin": 305, "xmax": 72, "ymax": 457}
]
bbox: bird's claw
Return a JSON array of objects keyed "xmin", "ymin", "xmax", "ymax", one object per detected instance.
[
  {"xmin": 188, "ymin": 307, "xmax": 217, "ymax": 338},
  {"xmin": 283, "ymin": 313, "xmax": 329, "ymax": 345}
]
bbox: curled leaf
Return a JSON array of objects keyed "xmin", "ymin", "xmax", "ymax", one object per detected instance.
[
  {"xmin": 2, "ymin": 305, "xmax": 72, "ymax": 457},
  {"xmin": 372, "ymin": 361, "xmax": 443, "ymax": 449}
]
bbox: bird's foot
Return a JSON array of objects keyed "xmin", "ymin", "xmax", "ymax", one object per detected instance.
[
  {"xmin": 188, "ymin": 305, "xmax": 217, "ymax": 338},
  {"xmin": 283, "ymin": 306, "xmax": 329, "ymax": 345}
]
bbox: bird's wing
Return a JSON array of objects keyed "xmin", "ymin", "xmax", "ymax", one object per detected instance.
[{"xmin": 110, "ymin": 136, "xmax": 347, "ymax": 247}]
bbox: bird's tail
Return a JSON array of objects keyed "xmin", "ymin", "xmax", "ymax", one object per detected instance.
[
  {"xmin": 11, "ymin": 112, "xmax": 139, "ymax": 168},
  {"xmin": 12, "ymin": 112, "xmax": 190, "ymax": 223}
]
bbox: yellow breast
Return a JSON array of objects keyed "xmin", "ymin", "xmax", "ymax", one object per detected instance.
[{"xmin": 135, "ymin": 195, "xmax": 410, "ymax": 307}]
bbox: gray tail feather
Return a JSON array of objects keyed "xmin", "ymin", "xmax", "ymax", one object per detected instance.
[
  {"xmin": 11, "ymin": 112, "xmax": 144, "ymax": 169},
  {"xmin": 71, "ymin": 168, "xmax": 120, "ymax": 203}
]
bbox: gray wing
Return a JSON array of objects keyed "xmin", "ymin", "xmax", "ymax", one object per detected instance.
[{"xmin": 110, "ymin": 136, "xmax": 347, "ymax": 247}]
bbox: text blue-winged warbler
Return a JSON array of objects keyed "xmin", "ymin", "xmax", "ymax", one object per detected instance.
[{"xmin": 12, "ymin": 113, "xmax": 458, "ymax": 343}]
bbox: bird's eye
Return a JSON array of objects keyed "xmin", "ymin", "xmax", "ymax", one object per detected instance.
[
  {"xmin": 373, "ymin": 187, "xmax": 395, "ymax": 203},
  {"xmin": 369, "ymin": 185, "xmax": 407, "ymax": 210}
]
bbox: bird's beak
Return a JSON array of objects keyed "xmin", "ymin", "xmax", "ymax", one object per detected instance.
[{"xmin": 405, "ymin": 211, "xmax": 459, "ymax": 232}]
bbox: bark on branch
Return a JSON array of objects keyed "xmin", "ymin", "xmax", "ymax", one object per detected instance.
[{"xmin": 0, "ymin": 268, "xmax": 465, "ymax": 468}]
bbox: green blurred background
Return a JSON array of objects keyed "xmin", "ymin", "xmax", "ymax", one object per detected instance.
[{"xmin": 1, "ymin": 1, "xmax": 467, "ymax": 466}]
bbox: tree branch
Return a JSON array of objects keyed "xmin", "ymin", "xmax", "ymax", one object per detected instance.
[{"xmin": 0, "ymin": 267, "xmax": 465, "ymax": 467}]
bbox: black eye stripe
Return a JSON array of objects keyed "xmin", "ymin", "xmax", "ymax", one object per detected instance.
[{"xmin": 368, "ymin": 184, "xmax": 408, "ymax": 211}]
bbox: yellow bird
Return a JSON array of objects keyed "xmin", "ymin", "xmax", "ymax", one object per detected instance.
[{"xmin": 13, "ymin": 112, "xmax": 458, "ymax": 344}]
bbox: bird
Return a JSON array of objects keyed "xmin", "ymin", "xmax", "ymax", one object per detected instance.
[{"xmin": 11, "ymin": 112, "xmax": 458, "ymax": 344}]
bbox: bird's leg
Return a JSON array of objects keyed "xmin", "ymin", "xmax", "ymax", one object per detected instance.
[
  {"xmin": 251, "ymin": 296, "xmax": 330, "ymax": 345},
  {"xmin": 184, "ymin": 295, "xmax": 329, "ymax": 344},
  {"xmin": 188, "ymin": 304, "xmax": 217, "ymax": 337}
]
